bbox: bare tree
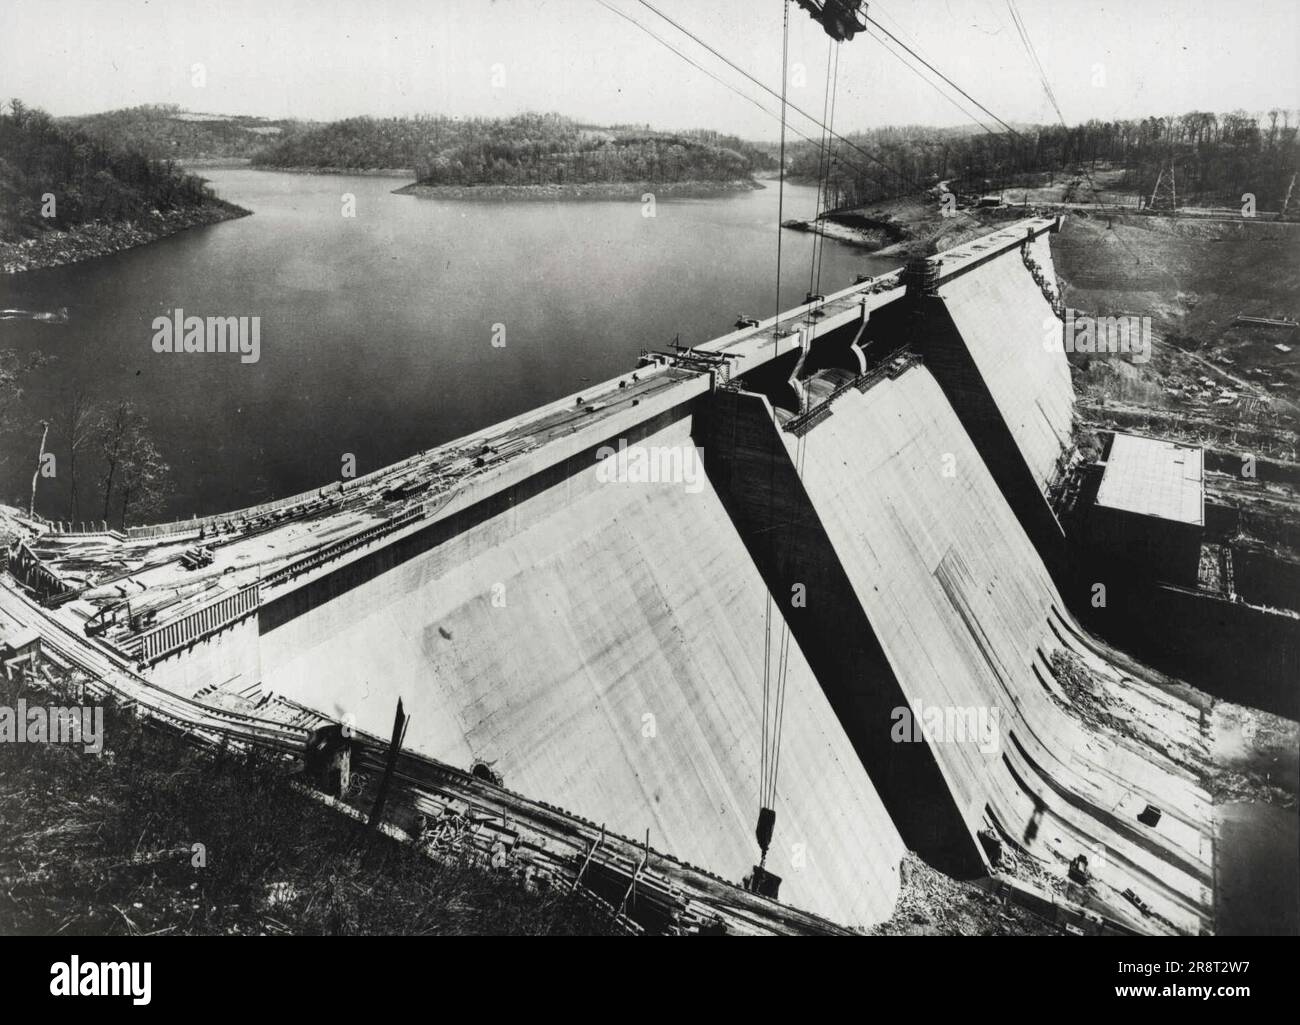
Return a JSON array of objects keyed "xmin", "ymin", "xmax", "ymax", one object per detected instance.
[
  {"xmin": 115, "ymin": 411, "xmax": 170, "ymax": 528},
  {"xmin": 98, "ymin": 400, "xmax": 131, "ymax": 521},
  {"xmin": 2, "ymin": 349, "xmax": 50, "ymax": 519},
  {"xmin": 58, "ymin": 389, "xmax": 95, "ymax": 524},
  {"xmin": 29, "ymin": 419, "xmax": 49, "ymax": 518}
]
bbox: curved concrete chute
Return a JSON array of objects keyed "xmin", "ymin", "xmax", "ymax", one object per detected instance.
[{"xmin": 726, "ymin": 365, "xmax": 1213, "ymax": 934}]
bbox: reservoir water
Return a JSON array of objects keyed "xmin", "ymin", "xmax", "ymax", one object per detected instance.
[{"xmin": 1, "ymin": 170, "xmax": 892, "ymax": 521}]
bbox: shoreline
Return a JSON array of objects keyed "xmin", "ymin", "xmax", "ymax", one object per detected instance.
[
  {"xmin": 177, "ymin": 157, "xmax": 257, "ymax": 170},
  {"xmin": 783, "ymin": 203, "xmax": 1045, "ymax": 257},
  {"xmin": 783, "ymin": 216, "xmax": 897, "ymax": 251},
  {"xmin": 1, "ymin": 201, "xmax": 250, "ymax": 275},
  {"xmin": 248, "ymin": 164, "xmax": 417, "ymax": 178},
  {"xmin": 393, "ymin": 178, "xmax": 764, "ymax": 202}
]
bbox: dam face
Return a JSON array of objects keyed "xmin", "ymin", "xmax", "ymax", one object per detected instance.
[
  {"xmin": 906, "ymin": 233, "xmax": 1075, "ymax": 579},
  {"xmin": 711, "ymin": 365, "xmax": 1212, "ymax": 934},
  {"xmin": 15, "ymin": 219, "xmax": 1219, "ymax": 932},
  {"xmin": 258, "ymin": 401, "xmax": 906, "ymax": 928}
]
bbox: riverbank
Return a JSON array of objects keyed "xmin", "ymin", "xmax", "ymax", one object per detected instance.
[
  {"xmin": 249, "ymin": 164, "xmax": 416, "ymax": 178},
  {"xmin": 393, "ymin": 178, "xmax": 763, "ymax": 201},
  {"xmin": 782, "ymin": 192, "xmax": 1016, "ymax": 257},
  {"xmin": 178, "ymin": 157, "xmax": 257, "ymax": 170},
  {"xmin": 1, "ymin": 200, "xmax": 250, "ymax": 275},
  {"xmin": 783, "ymin": 214, "xmax": 901, "ymax": 250}
]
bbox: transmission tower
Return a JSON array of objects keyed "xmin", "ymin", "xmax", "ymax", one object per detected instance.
[{"xmin": 1148, "ymin": 164, "xmax": 1177, "ymax": 212}]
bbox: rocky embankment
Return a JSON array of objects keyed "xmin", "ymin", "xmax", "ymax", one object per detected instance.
[
  {"xmin": 782, "ymin": 212, "xmax": 904, "ymax": 250},
  {"xmin": 394, "ymin": 179, "xmax": 763, "ymax": 201},
  {"xmin": 783, "ymin": 191, "xmax": 1024, "ymax": 257},
  {"xmin": 868, "ymin": 853, "xmax": 1059, "ymax": 936},
  {"xmin": 1, "ymin": 201, "xmax": 250, "ymax": 274}
]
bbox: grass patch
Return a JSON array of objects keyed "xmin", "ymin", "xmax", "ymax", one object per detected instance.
[{"xmin": 0, "ymin": 672, "xmax": 616, "ymax": 936}]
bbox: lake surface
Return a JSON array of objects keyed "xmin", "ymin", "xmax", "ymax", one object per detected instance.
[{"xmin": 1, "ymin": 170, "xmax": 893, "ymax": 522}]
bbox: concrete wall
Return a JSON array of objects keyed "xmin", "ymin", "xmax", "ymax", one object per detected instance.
[
  {"xmin": 712, "ymin": 366, "xmax": 1212, "ymax": 934},
  {"xmin": 256, "ymin": 399, "xmax": 906, "ymax": 928},
  {"xmin": 704, "ymin": 387, "xmax": 984, "ymax": 876},
  {"xmin": 1086, "ymin": 505, "xmax": 1202, "ymax": 588},
  {"xmin": 915, "ymin": 252, "xmax": 1074, "ymax": 577},
  {"xmin": 935, "ymin": 248, "xmax": 1074, "ymax": 491},
  {"xmin": 146, "ymin": 616, "xmax": 261, "ymax": 699},
  {"xmin": 1079, "ymin": 567, "xmax": 1300, "ymax": 720}
]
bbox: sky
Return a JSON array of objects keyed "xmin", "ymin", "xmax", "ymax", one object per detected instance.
[{"xmin": 1, "ymin": 0, "xmax": 1296, "ymax": 138}]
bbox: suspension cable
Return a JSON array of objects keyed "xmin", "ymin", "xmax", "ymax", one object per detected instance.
[
  {"xmin": 808, "ymin": 34, "xmax": 836, "ymax": 303},
  {"xmin": 861, "ymin": 9, "xmax": 1024, "ymax": 140},
  {"xmin": 593, "ymin": 0, "xmax": 897, "ymax": 194},
  {"xmin": 760, "ymin": 0, "xmax": 793, "ymax": 825},
  {"xmin": 813, "ymin": 40, "xmax": 842, "ymax": 297},
  {"xmin": 1000, "ymin": 0, "xmax": 1149, "ymax": 267},
  {"xmin": 633, "ymin": 0, "xmax": 920, "ymax": 193}
]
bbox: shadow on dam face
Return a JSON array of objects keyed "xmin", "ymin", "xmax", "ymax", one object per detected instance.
[
  {"xmin": 706, "ymin": 361, "xmax": 1215, "ymax": 935},
  {"xmin": 254, "ymin": 399, "xmax": 907, "ymax": 928},
  {"xmin": 702, "ymin": 387, "xmax": 986, "ymax": 878},
  {"xmin": 892, "ymin": 273, "xmax": 1073, "ymax": 587}
]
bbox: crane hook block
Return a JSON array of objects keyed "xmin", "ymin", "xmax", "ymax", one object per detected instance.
[
  {"xmin": 755, "ymin": 806, "xmax": 776, "ymax": 854},
  {"xmin": 795, "ymin": 0, "xmax": 869, "ymax": 42}
]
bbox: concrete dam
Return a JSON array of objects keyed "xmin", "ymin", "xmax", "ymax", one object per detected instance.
[{"xmin": 8, "ymin": 217, "xmax": 1217, "ymax": 933}]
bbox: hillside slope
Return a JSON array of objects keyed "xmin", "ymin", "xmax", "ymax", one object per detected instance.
[{"xmin": 1, "ymin": 102, "xmax": 247, "ymax": 272}]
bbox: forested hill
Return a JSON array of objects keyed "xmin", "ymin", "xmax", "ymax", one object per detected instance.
[
  {"xmin": 789, "ymin": 110, "xmax": 1300, "ymax": 211},
  {"xmin": 251, "ymin": 112, "xmax": 777, "ymax": 184},
  {"xmin": 64, "ymin": 104, "xmax": 302, "ymax": 162},
  {"xmin": 0, "ymin": 102, "xmax": 236, "ymax": 242}
]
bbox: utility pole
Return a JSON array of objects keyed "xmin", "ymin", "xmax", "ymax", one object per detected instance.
[{"xmin": 367, "ymin": 698, "xmax": 409, "ymax": 832}]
